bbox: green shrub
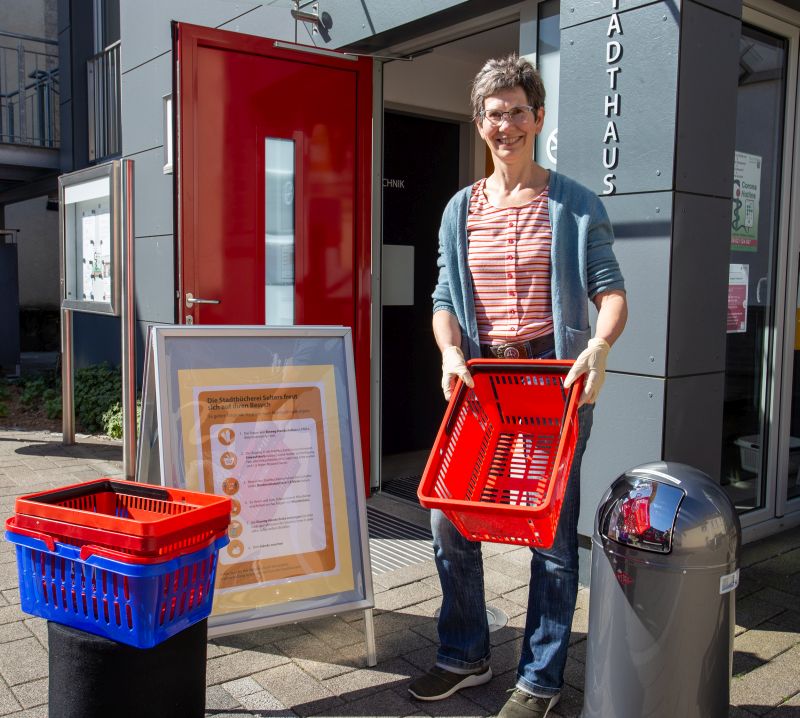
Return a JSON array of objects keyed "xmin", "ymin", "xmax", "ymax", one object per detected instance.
[
  {"xmin": 102, "ymin": 399, "xmax": 141, "ymax": 440},
  {"xmin": 43, "ymin": 388, "xmax": 61, "ymax": 421},
  {"xmin": 74, "ymin": 363, "xmax": 121, "ymax": 434},
  {"xmin": 20, "ymin": 376, "xmax": 50, "ymax": 407},
  {"xmin": 6, "ymin": 364, "xmax": 125, "ymax": 435}
]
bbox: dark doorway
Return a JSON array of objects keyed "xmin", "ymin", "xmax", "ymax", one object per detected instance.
[{"xmin": 381, "ymin": 110, "xmax": 462, "ymax": 495}]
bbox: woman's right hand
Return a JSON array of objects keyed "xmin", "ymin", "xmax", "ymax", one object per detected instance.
[{"xmin": 441, "ymin": 346, "xmax": 474, "ymax": 401}]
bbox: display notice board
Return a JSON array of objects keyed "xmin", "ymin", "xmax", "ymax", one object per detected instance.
[
  {"xmin": 136, "ymin": 326, "xmax": 375, "ymax": 647},
  {"xmin": 60, "ymin": 163, "xmax": 121, "ymax": 315}
]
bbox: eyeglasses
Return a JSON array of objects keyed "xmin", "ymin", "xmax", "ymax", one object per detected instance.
[{"xmin": 480, "ymin": 105, "xmax": 535, "ymax": 126}]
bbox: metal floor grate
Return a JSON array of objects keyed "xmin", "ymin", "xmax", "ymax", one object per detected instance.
[
  {"xmin": 366, "ymin": 506, "xmax": 433, "ymax": 575},
  {"xmin": 379, "ymin": 475, "xmax": 422, "ymax": 504}
]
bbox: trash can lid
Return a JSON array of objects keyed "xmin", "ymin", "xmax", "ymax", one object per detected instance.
[{"xmin": 596, "ymin": 462, "xmax": 740, "ymax": 567}]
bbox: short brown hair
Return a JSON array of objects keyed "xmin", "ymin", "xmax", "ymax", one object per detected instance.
[{"xmin": 470, "ymin": 54, "xmax": 545, "ymax": 120}]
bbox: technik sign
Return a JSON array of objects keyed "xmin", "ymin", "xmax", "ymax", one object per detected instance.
[{"xmin": 603, "ymin": 2, "xmax": 622, "ymax": 195}]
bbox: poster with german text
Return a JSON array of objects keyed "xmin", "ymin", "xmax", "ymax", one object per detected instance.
[
  {"xmin": 177, "ymin": 365, "xmax": 354, "ymax": 615},
  {"xmin": 727, "ymin": 264, "xmax": 748, "ymax": 333},
  {"xmin": 731, "ymin": 151, "xmax": 761, "ymax": 252}
]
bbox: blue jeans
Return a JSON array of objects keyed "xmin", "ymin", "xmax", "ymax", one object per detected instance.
[{"xmin": 431, "ymin": 394, "xmax": 594, "ymax": 696}]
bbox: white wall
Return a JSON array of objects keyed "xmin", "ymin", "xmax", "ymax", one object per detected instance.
[
  {"xmin": 384, "ymin": 51, "xmax": 478, "ymax": 117},
  {"xmin": 5, "ymin": 196, "xmax": 60, "ymax": 308},
  {"xmin": 383, "ymin": 19, "xmax": 521, "ymax": 182}
]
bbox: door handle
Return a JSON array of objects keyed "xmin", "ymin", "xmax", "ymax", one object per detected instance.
[
  {"xmin": 756, "ymin": 277, "xmax": 768, "ymax": 304},
  {"xmin": 185, "ymin": 292, "xmax": 220, "ymax": 308}
]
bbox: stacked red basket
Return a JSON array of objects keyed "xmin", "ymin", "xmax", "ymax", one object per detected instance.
[
  {"xmin": 418, "ymin": 359, "xmax": 583, "ymax": 548},
  {"xmin": 5, "ymin": 478, "xmax": 231, "ymax": 648}
]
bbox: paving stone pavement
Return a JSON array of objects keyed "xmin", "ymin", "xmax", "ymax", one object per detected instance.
[{"xmin": 0, "ymin": 428, "xmax": 798, "ymax": 717}]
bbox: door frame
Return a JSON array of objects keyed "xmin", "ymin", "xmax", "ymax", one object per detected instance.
[
  {"xmin": 173, "ymin": 22, "xmax": 374, "ymax": 490},
  {"xmin": 740, "ymin": 1, "xmax": 800, "ymax": 541},
  {"xmin": 372, "ymin": 7, "xmax": 537, "ymax": 491}
]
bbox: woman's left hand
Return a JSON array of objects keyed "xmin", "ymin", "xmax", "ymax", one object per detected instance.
[{"xmin": 564, "ymin": 338, "xmax": 610, "ymax": 405}]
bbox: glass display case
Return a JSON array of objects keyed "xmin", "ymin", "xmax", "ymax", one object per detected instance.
[{"xmin": 59, "ymin": 162, "xmax": 121, "ymax": 315}]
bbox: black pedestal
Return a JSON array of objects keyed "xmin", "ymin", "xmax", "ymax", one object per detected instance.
[{"xmin": 48, "ymin": 619, "xmax": 207, "ymax": 718}]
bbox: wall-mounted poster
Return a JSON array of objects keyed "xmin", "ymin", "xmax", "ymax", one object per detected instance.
[
  {"xmin": 731, "ymin": 151, "xmax": 761, "ymax": 252},
  {"xmin": 135, "ymin": 325, "xmax": 374, "ymax": 646},
  {"xmin": 728, "ymin": 264, "xmax": 749, "ymax": 333},
  {"xmin": 80, "ymin": 212, "xmax": 112, "ymax": 302}
]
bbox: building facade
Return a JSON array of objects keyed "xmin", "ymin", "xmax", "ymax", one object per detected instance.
[
  {"xmin": 59, "ymin": 0, "xmax": 800, "ymax": 563},
  {"xmin": 0, "ymin": 0, "xmax": 60, "ymax": 369}
]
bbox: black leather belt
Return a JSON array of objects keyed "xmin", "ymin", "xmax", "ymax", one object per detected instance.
[{"xmin": 481, "ymin": 334, "xmax": 555, "ymax": 359}]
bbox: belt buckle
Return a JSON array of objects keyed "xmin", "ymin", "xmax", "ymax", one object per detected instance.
[{"xmin": 499, "ymin": 342, "xmax": 524, "ymax": 359}]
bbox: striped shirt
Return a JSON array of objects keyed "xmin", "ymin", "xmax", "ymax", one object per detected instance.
[{"xmin": 467, "ymin": 178, "xmax": 553, "ymax": 345}]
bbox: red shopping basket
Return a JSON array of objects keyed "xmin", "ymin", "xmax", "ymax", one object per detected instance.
[
  {"xmin": 418, "ymin": 359, "xmax": 583, "ymax": 548},
  {"xmin": 14, "ymin": 479, "xmax": 231, "ymax": 544},
  {"xmin": 6, "ymin": 517, "xmax": 227, "ymax": 563},
  {"xmin": 12, "ymin": 510, "xmax": 230, "ymax": 558}
]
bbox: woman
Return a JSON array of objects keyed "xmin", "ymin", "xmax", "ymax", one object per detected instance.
[{"xmin": 407, "ymin": 55, "xmax": 627, "ymax": 718}]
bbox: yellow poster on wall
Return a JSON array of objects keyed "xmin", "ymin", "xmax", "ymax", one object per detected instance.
[{"xmin": 177, "ymin": 365, "xmax": 354, "ymax": 616}]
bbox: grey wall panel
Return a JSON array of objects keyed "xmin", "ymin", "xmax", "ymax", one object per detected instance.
[
  {"xmin": 693, "ymin": 0, "xmax": 741, "ymax": 18},
  {"xmin": 560, "ymin": 0, "xmax": 739, "ymax": 28},
  {"xmin": 313, "ymin": 0, "xmax": 466, "ymax": 48},
  {"xmin": 558, "ymin": 2, "xmax": 680, "ymax": 195},
  {"xmin": 58, "ymin": 0, "xmax": 69, "ymax": 34},
  {"xmin": 135, "ymin": 235, "xmax": 175, "ymax": 324},
  {"xmin": 663, "ymin": 372, "xmax": 725, "ymax": 479},
  {"xmin": 217, "ymin": 5, "xmax": 296, "ymax": 40},
  {"xmin": 131, "ymin": 147, "xmax": 173, "ymax": 238},
  {"xmin": 59, "ymin": 100, "xmax": 73, "ymax": 172},
  {"xmin": 121, "ymin": 53, "xmax": 171, "ymax": 157},
  {"xmin": 668, "ymin": 193, "xmax": 730, "ymax": 376},
  {"xmin": 58, "ymin": 27, "xmax": 71, "ymax": 105},
  {"xmin": 578, "ymin": 373, "xmax": 665, "ymax": 537},
  {"xmin": 560, "ymin": 0, "xmax": 662, "ymax": 29},
  {"xmin": 0, "ymin": 244, "xmax": 20, "ymax": 370},
  {"xmin": 68, "ymin": 0, "xmax": 94, "ymax": 170},
  {"xmin": 120, "ymin": 0, "xmax": 260, "ymax": 73},
  {"xmin": 73, "ymin": 313, "xmax": 120, "ymax": 368},
  {"xmin": 675, "ymin": 2, "xmax": 740, "ymax": 197},
  {"xmin": 601, "ymin": 192, "xmax": 672, "ymax": 377}
]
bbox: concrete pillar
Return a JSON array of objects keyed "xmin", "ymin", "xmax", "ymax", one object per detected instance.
[{"xmin": 555, "ymin": 1, "xmax": 742, "ymax": 537}]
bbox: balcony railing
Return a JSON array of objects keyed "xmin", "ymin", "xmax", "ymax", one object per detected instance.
[
  {"xmin": 0, "ymin": 32, "xmax": 59, "ymax": 148},
  {"xmin": 87, "ymin": 40, "xmax": 121, "ymax": 162}
]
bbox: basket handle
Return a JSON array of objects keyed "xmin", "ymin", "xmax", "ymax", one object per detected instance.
[
  {"xmin": 79, "ymin": 543, "xmax": 141, "ymax": 562},
  {"xmin": 4, "ymin": 517, "xmax": 56, "ymax": 551},
  {"xmin": 560, "ymin": 374, "xmax": 583, "ymax": 420}
]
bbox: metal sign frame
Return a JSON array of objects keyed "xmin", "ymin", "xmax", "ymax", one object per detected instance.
[
  {"xmin": 59, "ymin": 160, "xmax": 136, "ymax": 480},
  {"xmin": 136, "ymin": 324, "xmax": 376, "ymax": 662}
]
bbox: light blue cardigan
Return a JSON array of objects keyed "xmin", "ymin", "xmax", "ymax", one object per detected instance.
[{"xmin": 432, "ymin": 171, "xmax": 625, "ymax": 360}]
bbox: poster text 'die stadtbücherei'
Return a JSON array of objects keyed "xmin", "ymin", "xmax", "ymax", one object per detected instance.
[{"xmin": 177, "ymin": 365, "xmax": 355, "ymax": 616}]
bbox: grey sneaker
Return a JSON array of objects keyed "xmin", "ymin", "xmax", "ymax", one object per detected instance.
[
  {"xmin": 497, "ymin": 688, "xmax": 560, "ymax": 718},
  {"xmin": 408, "ymin": 665, "xmax": 492, "ymax": 701}
]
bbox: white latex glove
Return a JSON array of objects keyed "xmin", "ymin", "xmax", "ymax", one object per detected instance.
[
  {"xmin": 564, "ymin": 337, "xmax": 611, "ymax": 406},
  {"xmin": 441, "ymin": 346, "xmax": 474, "ymax": 401}
]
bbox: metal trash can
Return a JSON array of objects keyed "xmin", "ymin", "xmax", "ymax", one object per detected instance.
[{"xmin": 582, "ymin": 462, "xmax": 740, "ymax": 718}]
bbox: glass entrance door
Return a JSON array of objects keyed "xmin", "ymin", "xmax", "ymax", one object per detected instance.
[
  {"xmin": 782, "ymin": 263, "xmax": 800, "ymax": 509},
  {"xmin": 721, "ymin": 8, "xmax": 800, "ymax": 531}
]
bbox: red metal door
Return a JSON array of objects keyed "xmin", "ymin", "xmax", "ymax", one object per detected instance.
[{"xmin": 175, "ymin": 24, "xmax": 372, "ymax": 487}]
